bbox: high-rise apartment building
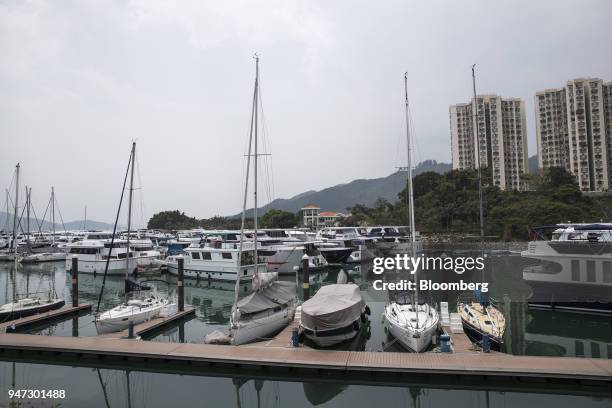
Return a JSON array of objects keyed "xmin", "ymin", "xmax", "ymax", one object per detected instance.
[
  {"xmin": 450, "ymin": 95, "xmax": 528, "ymax": 191},
  {"xmin": 535, "ymin": 78, "xmax": 612, "ymax": 191}
]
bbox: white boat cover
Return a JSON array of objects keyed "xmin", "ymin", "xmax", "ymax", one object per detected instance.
[
  {"xmin": 236, "ymin": 280, "xmax": 296, "ymax": 315},
  {"xmin": 301, "ymin": 284, "xmax": 364, "ymax": 331}
]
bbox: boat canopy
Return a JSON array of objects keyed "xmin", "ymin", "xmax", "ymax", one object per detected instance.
[
  {"xmin": 573, "ymin": 224, "xmax": 612, "ymax": 231},
  {"xmin": 236, "ymin": 281, "xmax": 295, "ymax": 315},
  {"xmin": 301, "ymin": 284, "xmax": 364, "ymax": 331}
]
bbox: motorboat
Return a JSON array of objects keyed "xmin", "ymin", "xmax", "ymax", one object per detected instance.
[
  {"xmin": 521, "ymin": 223, "xmax": 612, "ymax": 314},
  {"xmin": 300, "ymin": 283, "xmax": 369, "ymax": 347}
]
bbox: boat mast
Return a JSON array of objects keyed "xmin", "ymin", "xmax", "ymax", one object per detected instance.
[
  {"xmin": 12, "ymin": 163, "xmax": 20, "ymax": 264},
  {"xmin": 404, "ymin": 73, "xmax": 418, "ymax": 328},
  {"xmin": 126, "ymin": 142, "xmax": 136, "ymax": 289},
  {"xmin": 3, "ymin": 189, "xmax": 8, "ymax": 233},
  {"xmin": 472, "ymin": 64, "xmax": 485, "ymax": 241},
  {"xmin": 253, "ymin": 54, "xmax": 259, "ymax": 277},
  {"xmin": 233, "ymin": 55, "xmax": 258, "ymax": 308},
  {"xmin": 26, "ymin": 186, "xmax": 31, "ymax": 254},
  {"xmin": 51, "ymin": 187, "xmax": 55, "ymax": 245}
]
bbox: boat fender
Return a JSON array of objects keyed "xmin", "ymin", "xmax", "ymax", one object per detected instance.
[
  {"xmin": 361, "ymin": 313, "xmax": 366, "ymax": 323},
  {"xmin": 365, "ymin": 305, "xmax": 371, "ymax": 316},
  {"xmin": 352, "ymin": 320, "xmax": 360, "ymax": 331}
]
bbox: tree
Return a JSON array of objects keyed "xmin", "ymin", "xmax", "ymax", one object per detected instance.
[
  {"xmin": 147, "ymin": 210, "xmax": 199, "ymax": 230},
  {"xmin": 260, "ymin": 209, "xmax": 298, "ymax": 228}
]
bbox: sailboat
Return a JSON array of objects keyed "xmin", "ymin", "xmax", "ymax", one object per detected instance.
[
  {"xmin": 95, "ymin": 142, "xmax": 172, "ymax": 334},
  {"xmin": 225, "ymin": 55, "xmax": 297, "ymax": 345},
  {"xmin": 382, "ymin": 73, "xmax": 439, "ymax": 353},
  {"xmin": 20, "ymin": 187, "xmax": 67, "ymax": 263},
  {"xmin": 0, "ymin": 165, "xmax": 65, "ymax": 321},
  {"xmin": 456, "ymin": 65, "xmax": 506, "ymax": 351}
]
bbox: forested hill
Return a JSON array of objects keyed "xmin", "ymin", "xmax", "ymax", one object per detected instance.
[{"xmin": 235, "ymin": 160, "xmax": 451, "ymax": 216}]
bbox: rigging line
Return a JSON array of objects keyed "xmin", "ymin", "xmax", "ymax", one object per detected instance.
[
  {"xmin": 39, "ymin": 194, "xmax": 52, "ymax": 232},
  {"xmin": 135, "ymin": 153, "xmax": 145, "ymax": 230},
  {"xmin": 96, "ymin": 146, "xmax": 134, "ymax": 313},
  {"xmin": 53, "ymin": 194, "xmax": 68, "ymax": 233},
  {"xmin": 256, "ymin": 73, "xmax": 274, "ymax": 205}
]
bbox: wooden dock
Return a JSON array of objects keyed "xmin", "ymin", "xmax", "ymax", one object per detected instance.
[
  {"xmin": 0, "ymin": 330, "xmax": 610, "ymax": 396},
  {"xmin": 0, "ymin": 304, "xmax": 91, "ymax": 333}
]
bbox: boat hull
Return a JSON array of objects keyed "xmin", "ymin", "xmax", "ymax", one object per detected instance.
[
  {"xmin": 166, "ymin": 262, "xmax": 259, "ymax": 282},
  {"xmin": 230, "ymin": 303, "xmax": 296, "ymax": 345},
  {"xmin": 384, "ymin": 315, "xmax": 438, "ymax": 353},
  {"xmin": 0, "ymin": 299, "xmax": 65, "ymax": 322},
  {"xmin": 95, "ymin": 307, "xmax": 163, "ymax": 334},
  {"xmin": 460, "ymin": 319, "xmax": 503, "ymax": 351},
  {"xmin": 302, "ymin": 318, "xmax": 363, "ymax": 347}
]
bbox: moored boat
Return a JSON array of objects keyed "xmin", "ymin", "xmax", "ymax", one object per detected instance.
[{"xmin": 300, "ymin": 283, "xmax": 369, "ymax": 347}]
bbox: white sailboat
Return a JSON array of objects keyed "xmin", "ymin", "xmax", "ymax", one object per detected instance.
[
  {"xmin": 95, "ymin": 142, "xmax": 173, "ymax": 334},
  {"xmin": 383, "ymin": 73, "xmax": 439, "ymax": 353},
  {"xmin": 226, "ymin": 55, "xmax": 297, "ymax": 345}
]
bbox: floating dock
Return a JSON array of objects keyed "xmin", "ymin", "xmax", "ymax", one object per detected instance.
[
  {"xmin": 0, "ymin": 304, "xmax": 91, "ymax": 333},
  {"xmin": 0, "ymin": 330, "xmax": 610, "ymax": 397},
  {"xmin": 0, "ymin": 305, "xmax": 610, "ymax": 396}
]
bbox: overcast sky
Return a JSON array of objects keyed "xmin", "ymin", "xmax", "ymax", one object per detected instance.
[{"xmin": 1, "ymin": 0, "xmax": 611, "ymax": 226}]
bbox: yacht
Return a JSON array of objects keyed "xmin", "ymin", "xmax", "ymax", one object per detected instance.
[
  {"xmin": 65, "ymin": 238, "xmax": 160, "ymax": 275},
  {"xmin": 367, "ymin": 226, "xmax": 423, "ymax": 255},
  {"xmin": 316, "ymin": 227, "xmax": 380, "ymax": 263},
  {"xmin": 165, "ymin": 242, "xmax": 262, "ymax": 281},
  {"xmin": 521, "ymin": 223, "xmax": 612, "ymax": 314},
  {"xmin": 0, "ymin": 295, "xmax": 65, "ymax": 321},
  {"xmin": 95, "ymin": 295, "xmax": 169, "ymax": 334}
]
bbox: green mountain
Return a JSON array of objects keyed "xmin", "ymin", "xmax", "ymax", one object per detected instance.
[
  {"xmin": 236, "ymin": 160, "xmax": 451, "ymax": 216},
  {"xmin": 0, "ymin": 212, "xmax": 119, "ymax": 232}
]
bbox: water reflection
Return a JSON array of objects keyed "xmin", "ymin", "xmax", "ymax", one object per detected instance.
[{"xmin": 0, "ymin": 361, "xmax": 609, "ymax": 408}]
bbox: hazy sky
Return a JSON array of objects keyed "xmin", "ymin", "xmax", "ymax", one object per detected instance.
[{"xmin": 1, "ymin": 0, "xmax": 612, "ymax": 226}]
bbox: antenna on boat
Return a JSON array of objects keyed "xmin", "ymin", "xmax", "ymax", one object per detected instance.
[
  {"xmin": 404, "ymin": 72, "xmax": 419, "ymax": 329},
  {"xmin": 12, "ymin": 163, "xmax": 20, "ymax": 269}
]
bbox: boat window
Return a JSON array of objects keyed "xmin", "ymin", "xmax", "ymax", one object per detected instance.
[
  {"xmin": 191, "ymin": 252, "xmax": 201, "ymax": 260},
  {"xmin": 202, "ymin": 252, "xmax": 212, "ymax": 260},
  {"xmin": 222, "ymin": 252, "xmax": 233, "ymax": 260},
  {"xmin": 467, "ymin": 312, "xmax": 474, "ymax": 318},
  {"xmin": 591, "ymin": 342, "xmax": 601, "ymax": 358},
  {"xmin": 571, "ymin": 260, "xmax": 580, "ymax": 281},
  {"xmin": 484, "ymin": 320, "xmax": 492, "ymax": 325},
  {"xmin": 539, "ymin": 260, "xmax": 563, "ymax": 274},
  {"xmin": 586, "ymin": 261, "xmax": 596, "ymax": 282},
  {"xmin": 603, "ymin": 262, "xmax": 612, "ymax": 283}
]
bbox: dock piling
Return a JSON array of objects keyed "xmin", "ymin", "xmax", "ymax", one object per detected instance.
[
  {"xmin": 301, "ymin": 254, "xmax": 310, "ymax": 301},
  {"xmin": 71, "ymin": 256, "xmax": 78, "ymax": 308},
  {"xmin": 178, "ymin": 257, "xmax": 184, "ymax": 312}
]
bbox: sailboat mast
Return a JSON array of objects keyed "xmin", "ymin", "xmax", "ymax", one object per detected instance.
[
  {"xmin": 26, "ymin": 186, "xmax": 31, "ymax": 252},
  {"xmin": 51, "ymin": 187, "xmax": 55, "ymax": 244},
  {"xmin": 12, "ymin": 164, "xmax": 19, "ymax": 261},
  {"xmin": 253, "ymin": 55, "xmax": 259, "ymax": 274},
  {"xmin": 404, "ymin": 73, "xmax": 419, "ymax": 328},
  {"xmin": 233, "ymin": 56, "xmax": 258, "ymax": 307},
  {"xmin": 4, "ymin": 189, "xmax": 8, "ymax": 233},
  {"xmin": 126, "ymin": 142, "xmax": 136, "ymax": 280},
  {"xmin": 472, "ymin": 64, "xmax": 485, "ymax": 241}
]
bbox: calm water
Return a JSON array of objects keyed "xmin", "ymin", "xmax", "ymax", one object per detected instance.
[
  {"xmin": 0, "ymin": 250, "xmax": 611, "ymax": 357},
  {"xmin": 0, "ymin": 361, "xmax": 609, "ymax": 408},
  {"xmin": 0, "ymin": 251, "xmax": 611, "ymax": 406}
]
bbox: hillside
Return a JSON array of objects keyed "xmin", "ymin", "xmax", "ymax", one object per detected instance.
[
  {"xmin": 235, "ymin": 160, "xmax": 451, "ymax": 216},
  {"xmin": 0, "ymin": 211, "xmax": 119, "ymax": 232}
]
